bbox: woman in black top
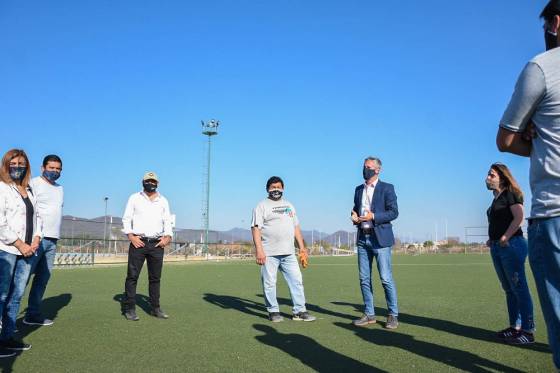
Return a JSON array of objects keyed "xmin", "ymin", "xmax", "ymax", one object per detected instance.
[{"xmin": 486, "ymin": 163, "xmax": 535, "ymax": 345}]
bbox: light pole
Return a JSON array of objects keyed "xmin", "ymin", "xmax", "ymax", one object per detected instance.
[{"xmin": 201, "ymin": 119, "xmax": 220, "ymax": 256}]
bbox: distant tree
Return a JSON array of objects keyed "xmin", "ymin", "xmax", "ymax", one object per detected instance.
[{"xmin": 423, "ymin": 240, "xmax": 434, "ymax": 248}]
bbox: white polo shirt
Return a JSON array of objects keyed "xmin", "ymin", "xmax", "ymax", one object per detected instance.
[{"xmin": 122, "ymin": 192, "xmax": 173, "ymax": 238}]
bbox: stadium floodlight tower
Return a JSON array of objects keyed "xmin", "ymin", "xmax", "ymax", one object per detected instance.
[{"xmin": 201, "ymin": 119, "xmax": 220, "ymax": 256}]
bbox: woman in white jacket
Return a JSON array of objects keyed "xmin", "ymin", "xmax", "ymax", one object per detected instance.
[{"xmin": 0, "ymin": 149, "xmax": 41, "ymax": 356}]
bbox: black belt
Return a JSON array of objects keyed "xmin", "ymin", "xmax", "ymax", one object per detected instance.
[
  {"xmin": 359, "ymin": 228, "xmax": 375, "ymax": 235},
  {"xmin": 140, "ymin": 237, "xmax": 160, "ymax": 243}
]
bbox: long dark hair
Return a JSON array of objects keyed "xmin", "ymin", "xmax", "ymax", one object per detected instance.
[{"xmin": 491, "ymin": 163, "xmax": 523, "ymax": 200}]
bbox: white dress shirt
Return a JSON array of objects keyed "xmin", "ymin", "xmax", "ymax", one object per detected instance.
[
  {"xmin": 360, "ymin": 179, "xmax": 378, "ymax": 229},
  {"xmin": 122, "ymin": 192, "xmax": 173, "ymax": 238},
  {"xmin": 29, "ymin": 176, "xmax": 64, "ymax": 239},
  {"xmin": 0, "ymin": 182, "xmax": 42, "ymax": 255}
]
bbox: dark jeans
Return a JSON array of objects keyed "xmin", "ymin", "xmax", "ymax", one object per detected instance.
[{"xmin": 124, "ymin": 241, "xmax": 164, "ymax": 310}]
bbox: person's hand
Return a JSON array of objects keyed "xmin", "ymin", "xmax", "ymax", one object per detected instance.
[
  {"xmin": 128, "ymin": 234, "xmax": 145, "ymax": 249},
  {"xmin": 499, "ymin": 236, "xmax": 509, "ymax": 247},
  {"xmin": 522, "ymin": 122, "xmax": 537, "ymax": 141},
  {"xmin": 359, "ymin": 211, "xmax": 374, "ymax": 222},
  {"xmin": 351, "ymin": 210, "xmax": 360, "ymax": 224},
  {"xmin": 156, "ymin": 236, "xmax": 171, "ymax": 248},
  {"xmin": 31, "ymin": 236, "xmax": 41, "ymax": 252},
  {"xmin": 15, "ymin": 240, "xmax": 34, "ymax": 257},
  {"xmin": 256, "ymin": 248, "xmax": 266, "ymax": 265},
  {"xmin": 299, "ymin": 248, "xmax": 309, "ymax": 269}
]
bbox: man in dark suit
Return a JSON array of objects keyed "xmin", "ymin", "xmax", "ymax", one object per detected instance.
[{"xmin": 351, "ymin": 157, "xmax": 399, "ymax": 329}]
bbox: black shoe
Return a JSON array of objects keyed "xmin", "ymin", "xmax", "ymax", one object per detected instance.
[
  {"xmin": 352, "ymin": 314, "xmax": 376, "ymax": 327},
  {"xmin": 385, "ymin": 315, "xmax": 399, "ymax": 330},
  {"xmin": 150, "ymin": 308, "xmax": 169, "ymax": 319},
  {"xmin": 0, "ymin": 338, "xmax": 31, "ymax": 351},
  {"xmin": 23, "ymin": 316, "xmax": 54, "ymax": 326},
  {"xmin": 292, "ymin": 312, "xmax": 316, "ymax": 322},
  {"xmin": 506, "ymin": 330, "xmax": 535, "ymax": 345},
  {"xmin": 268, "ymin": 312, "xmax": 284, "ymax": 323},
  {"xmin": 0, "ymin": 348, "xmax": 15, "ymax": 358},
  {"xmin": 124, "ymin": 309, "xmax": 139, "ymax": 321},
  {"xmin": 496, "ymin": 327, "xmax": 519, "ymax": 339}
]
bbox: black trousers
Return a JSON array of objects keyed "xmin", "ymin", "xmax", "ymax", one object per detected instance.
[{"xmin": 124, "ymin": 241, "xmax": 164, "ymax": 309}]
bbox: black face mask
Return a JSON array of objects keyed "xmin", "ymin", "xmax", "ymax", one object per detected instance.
[
  {"xmin": 545, "ymin": 29, "xmax": 558, "ymax": 51},
  {"xmin": 9, "ymin": 166, "xmax": 27, "ymax": 182},
  {"xmin": 268, "ymin": 190, "xmax": 283, "ymax": 201},
  {"xmin": 143, "ymin": 182, "xmax": 157, "ymax": 193},
  {"xmin": 363, "ymin": 167, "xmax": 377, "ymax": 180}
]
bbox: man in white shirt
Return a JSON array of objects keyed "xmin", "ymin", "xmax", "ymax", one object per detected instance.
[
  {"xmin": 24, "ymin": 154, "xmax": 64, "ymax": 327},
  {"xmin": 122, "ymin": 172, "xmax": 172, "ymax": 321}
]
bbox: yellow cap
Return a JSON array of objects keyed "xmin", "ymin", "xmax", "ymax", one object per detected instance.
[{"xmin": 143, "ymin": 171, "xmax": 159, "ymax": 182}]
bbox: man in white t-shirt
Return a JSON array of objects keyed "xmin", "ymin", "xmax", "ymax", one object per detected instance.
[
  {"xmin": 24, "ymin": 155, "xmax": 64, "ymax": 326},
  {"xmin": 251, "ymin": 176, "xmax": 315, "ymax": 323}
]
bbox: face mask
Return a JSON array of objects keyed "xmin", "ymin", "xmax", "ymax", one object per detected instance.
[
  {"xmin": 43, "ymin": 170, "xmax": 60, "ymax": 182},
  {"xmin": 9, "ymin": 166, "xmax": 26, "ymax": 182},
  {"xmin": 268, "ymin": 189, "xmax": 283, "ymax": 201},
  {"xmin": 363, "ymin": 167, "xmax": 377, "ymax": 180},
  {"xmin": 486, "ymin": 179, "xmax": 500, "ymax": 191},
  {"xmin": 143, "ymin": 182, "xmax": 157, "ymax": 193},
  {"xmin": 546, "ymin": 29, "xmax": 558, "ymax": 51}
]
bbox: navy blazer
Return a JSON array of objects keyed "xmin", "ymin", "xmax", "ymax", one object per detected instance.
[{"xmin": 353, "ymin": 180, "xmax": 399, "ymax": 248}]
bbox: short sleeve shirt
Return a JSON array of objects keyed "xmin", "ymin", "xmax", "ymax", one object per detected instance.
[
  {"xmin": 251, "ymin": 198, "xmax": 299, "ymax": 256},
  {"xmin": 500, "ymin": 47, "xmax": 560, "ymax": 218},
  {"xmin": 487, "ymin": 190, "xmax": 524, "ymax": 240}
]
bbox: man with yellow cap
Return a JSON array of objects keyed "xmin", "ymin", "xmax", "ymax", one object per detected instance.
[{"xmin": 122, "ymin": 171, "xmax": 173, "ymax": 321}]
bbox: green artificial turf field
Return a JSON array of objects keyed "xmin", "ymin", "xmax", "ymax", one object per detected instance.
[{"xmin": 0, "ymin": 254, "xmax": 554, "ymax": 372}]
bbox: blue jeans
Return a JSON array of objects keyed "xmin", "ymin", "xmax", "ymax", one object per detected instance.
[
  {"xmin": 261, "ymin": 254, "xmax": 307, "ymax": 314},
  {"xmin": 357, "ymin": 233, "xmax": 398, "ymax": 316},
  {"xmin": 490, "ymin": 236, "xmax": 535, "ymax": 332},
  {"xmin": 528, "ymin": 217, "xmax": 560, "ymax": 369},
  {"xmin": 0, "ymin": 251, "xmax": 18, "ymax": 331},
  {"xmin": 0, "ymin": 252, "xmax": 36, "ymax": 341},
  {"xmin": 26, "ymin": 238, "xmax": 57, "ymax": 318}
]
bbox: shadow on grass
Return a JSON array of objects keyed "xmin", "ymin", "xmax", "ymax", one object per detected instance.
[
  {"xmin": 203, "ymin": 293, "xmax": 268, "ymax": 319},
  {"xmin": 204, "ymin": 294, "xmax": 546, "ymax": 370},
  {"xmin": 0, "ymin": 293, "xmax": 72, "ymax": 373},
  {"xmin": 332, "ymin": 301, "xmax": 550, "ymax": 353},
  {"xmin": 113, "ymin": 293, "xmax": 152, "ymax": 316},
  {"xmin": 334, "ymin": 322, "xmax": 524, "ymax": 373},
  {"xmin": 253, "ymin": 324, "xmax": 387, "ymax": 373}
]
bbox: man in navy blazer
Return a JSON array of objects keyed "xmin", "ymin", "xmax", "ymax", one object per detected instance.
[{"xmin": 351, "ymin": 157, "xmax": 399, "ymax": 329}]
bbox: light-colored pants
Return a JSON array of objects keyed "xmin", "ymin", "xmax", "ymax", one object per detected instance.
[{"xmin": 261, "ymin": 254, "xmax": 307, "ymax": 314}]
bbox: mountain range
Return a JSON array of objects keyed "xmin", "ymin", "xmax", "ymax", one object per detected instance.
[{"xmin": 61, "ymin": 215, "xmax": 358, "ymax": 245}]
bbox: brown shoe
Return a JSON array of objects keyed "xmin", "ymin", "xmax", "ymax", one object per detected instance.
[
  {"xmin": 352, "ymin": 314, "xmax": 376, "ymax": 326},
  {"xmin": 385, "ymin": 315, "xmax": 398, "ymax": 329}
]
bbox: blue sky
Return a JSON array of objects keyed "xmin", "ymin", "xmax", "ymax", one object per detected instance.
[{"xmin": 0, "ymin": 1, "xmax": 549, "ymax": 241}]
